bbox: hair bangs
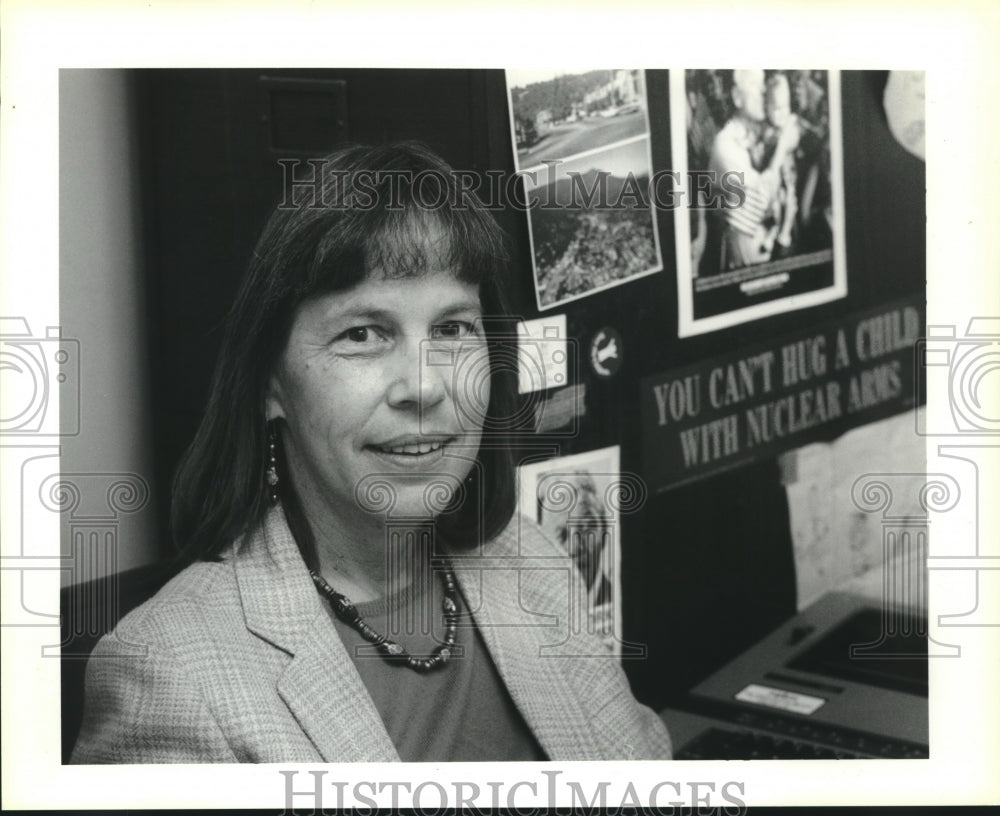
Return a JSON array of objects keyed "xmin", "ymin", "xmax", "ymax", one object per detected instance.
[{"xmin": 304, "ymin": 185, "xmax": 506, "ymax": 298}]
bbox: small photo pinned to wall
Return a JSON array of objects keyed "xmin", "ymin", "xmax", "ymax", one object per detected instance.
[
  {"xmin": 506, "ymin": 69, "xmax": 663, "ymax": 311},
  {"xmin": 516, "ymin": 313, "xmax": 568, "ymax": 395},
  {"xmin": 672, "ymin": 69, "xmax": 847, "ymax": 336},
  {"xmin": 518, "ymin": 445, "xmax": 640, "ymax": 656}
]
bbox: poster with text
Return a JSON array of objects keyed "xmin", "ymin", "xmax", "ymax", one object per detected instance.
[
  {"xmin": 506, "ymin": 69, "xmax": 663, "ymax": 310},
  {"xmin": 672, "ymin": 69, "xmax": 847, "ymax": 336}
]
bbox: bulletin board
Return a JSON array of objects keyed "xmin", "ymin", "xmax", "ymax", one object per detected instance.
[{"xmin": 485, "ymin": 69, "xmax": 925, "ymax": 703}]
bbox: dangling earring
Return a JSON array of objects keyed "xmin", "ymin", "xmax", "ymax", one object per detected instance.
[{"xmin": 266, "ymin": 424, "xmax": 280, "ymax": 504}]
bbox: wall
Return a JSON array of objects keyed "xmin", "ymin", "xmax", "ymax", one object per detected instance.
[
  {"xmin": 59, "ymin": 69, "xmax": 158, "ymax": 584},
  {"xmin": 783, "ymin": 407, "xmax": 926, "ymax": 610}
]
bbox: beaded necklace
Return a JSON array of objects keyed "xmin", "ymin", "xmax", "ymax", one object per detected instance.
[{"xmin": 309, "ymin": 562, "xmax": 459, "ymax": 673}]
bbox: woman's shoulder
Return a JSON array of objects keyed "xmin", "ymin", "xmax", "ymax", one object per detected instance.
[
  {"xmin": 474, "ymin": 514, "xmax": 578, "ymax": 604},
  {"xmin": 101, "ymin": 553, "xmax": 242, "ymax": 654},
  {"xmin": 484, "ymin": 512, "xmax": 564, "ymax": 558}
]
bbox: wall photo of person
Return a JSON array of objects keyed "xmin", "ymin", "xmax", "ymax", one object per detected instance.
[{"xmin": 673, "ymin": 69, "xmax": 847, "ymax": 337}]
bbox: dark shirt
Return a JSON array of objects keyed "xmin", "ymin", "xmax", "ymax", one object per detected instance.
[{"xmin": 324, "ymin": 573, "xmax": 547, "ymax": 762}]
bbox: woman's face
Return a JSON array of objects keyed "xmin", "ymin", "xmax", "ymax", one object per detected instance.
[{"xmin": 266, "ymin": 263, "xmax": 490, "ymax": 529}]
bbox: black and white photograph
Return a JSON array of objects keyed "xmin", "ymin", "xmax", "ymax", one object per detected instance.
[
  {"xmin": 509, "ymin": 69, "xmax": 650, "ymax": 171},
  {"xmin": 507, "ymin": 69, "xmax": 663, "ymax": 310},
  {"xmin": 672, "ymin": 69, "xmax": 848, "ymax": 336},
  {"xmin": 1, "ymin": 2, "xmax": 998, "ymax": 813},
  {"xmin": 517, "ymin": 446, "xmax": 625, "ymax": 656},
  {"xmin": 520, "ymin": 136, "xmax": 663, "ymax": 309}
]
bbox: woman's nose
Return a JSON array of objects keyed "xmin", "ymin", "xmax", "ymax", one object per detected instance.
[{"xmin": 385, "ymin": 338, "xmax": 447, "ymax": 410}]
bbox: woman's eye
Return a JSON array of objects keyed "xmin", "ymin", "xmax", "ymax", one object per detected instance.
[
  {"xmin": 333, "ymin": 326, "xmax": 387, "ymax": 347},
  {"xmin": 345, "ymin": 327, "xmax": 371, "ymax": 343}
]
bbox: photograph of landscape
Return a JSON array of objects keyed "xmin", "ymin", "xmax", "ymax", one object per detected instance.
[{"xmin": 506, "ymin": 69, "xmax": 663, "ymax": 309}]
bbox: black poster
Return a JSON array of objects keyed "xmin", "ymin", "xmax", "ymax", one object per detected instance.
[{"xmin": 641, "ymin": 295, "xmax": 924, "ymax": 491}]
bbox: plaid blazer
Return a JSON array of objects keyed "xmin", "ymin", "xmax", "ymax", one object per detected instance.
[{"xmin": 71, "ymin": 506, "xmax": 672, "ymax": 763}]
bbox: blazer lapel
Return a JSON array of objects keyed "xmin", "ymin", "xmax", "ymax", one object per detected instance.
[
  {"xmin": 235, "ymin": 506, "xmax": 399, "ymax": 762},
  {"xmin": 453, "ymin": 524, "xmax": 603, "ymax": 761},
  {"xmin": 276, "ymin": 620, "xmax": 399, "ymax": 762}
]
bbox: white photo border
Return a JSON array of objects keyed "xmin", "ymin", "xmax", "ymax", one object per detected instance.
[{"xmin": 1, "ymin": 0, "xmax": 998, "ymax": 811}]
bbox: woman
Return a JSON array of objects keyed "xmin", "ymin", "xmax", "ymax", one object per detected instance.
[{"xmin": 71, "ymin": 142, "xmax": 672, "ymax": 763}]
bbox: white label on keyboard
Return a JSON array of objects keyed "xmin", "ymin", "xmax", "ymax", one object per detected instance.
[{"xmin": 735, "ymin": 683, "xmax": 826, "ymax": 715}]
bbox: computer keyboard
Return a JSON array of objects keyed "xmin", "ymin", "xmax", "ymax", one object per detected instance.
[
  {"xmin": 675, "ymin": 720, "xmax": 929, "ymax": 760},
  {"xmin": 667, "ymin": 694, "xmax": 930, "ymax": 760},
  {"xmin": 676, "ymin": 727, "xmax": 862, "ymax": 759}
]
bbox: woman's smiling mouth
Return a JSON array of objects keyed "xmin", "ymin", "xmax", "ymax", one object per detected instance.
[
  {"xmin": 372, "ymin": 440, "xmax": 447, "ymax": 456},
  {"xmin": 366, "ymin": 435, "xmax": 457, "ymax": 460}
]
